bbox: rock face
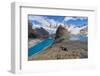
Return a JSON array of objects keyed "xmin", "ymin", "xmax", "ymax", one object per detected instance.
[
  {"xmin": 55, "ymin": 25, "xmax": 70, "ymax": 42},
  {"xmin": 28, "ymin": 21, "xmax": 49, "ymax": 39},
  {"xmin": 35, "ymin": 27, "xmax": 49, "ymax": 38},
  {"xmin": 28, "ymin": 20, "xmax": 33, "ymax": 34}
]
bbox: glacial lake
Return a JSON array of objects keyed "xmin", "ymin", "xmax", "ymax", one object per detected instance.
[{"xmin": 28, "ymin": 37, "xmax": 54, "ymax": 57}]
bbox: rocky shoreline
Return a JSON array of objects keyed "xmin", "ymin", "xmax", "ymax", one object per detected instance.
[{"xmin": 28, "ymin": 39, "xmax": 41, "ymax": 48}]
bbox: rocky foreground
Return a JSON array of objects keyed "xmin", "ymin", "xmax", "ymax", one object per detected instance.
[{"xmin": 28, "ymin": 40, "xmax": 88, "ymax": 61}]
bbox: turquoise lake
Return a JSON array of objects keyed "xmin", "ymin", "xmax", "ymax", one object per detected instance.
[{"xmin": 28, "ymin": 37, "xmax": 54, "ymax": 57}]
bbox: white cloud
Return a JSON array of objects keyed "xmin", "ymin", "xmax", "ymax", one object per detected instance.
[
  {"xmin": 79, "ymin": 17, "xmax": 87, "ymax": 20},
  {"xmin": 64, "ymin": 17, "xmax": 75, "ymax": 21},
  {"xmin": 64, "ymin": 16, "xmax": 87, "ymax": 22},
  {"xmin": 29, "ymin": 16, "xmax": 50, "ymax": 27},
  {"xmin": 29, "ymin": 16, "xmax": 59, "ymax": 28}
]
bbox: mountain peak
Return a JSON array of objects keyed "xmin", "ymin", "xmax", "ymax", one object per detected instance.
[{"xmin": 55, "ymin": 25, "xmax": 70, "ymax": 43}]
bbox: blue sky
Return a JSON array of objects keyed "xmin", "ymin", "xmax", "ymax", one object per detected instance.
[
  {"xmin": 65, "ymin": 17, "xmax": 88, "ymax": 26},
  {"xmin": 44, "ymin": 16, "xmax": 65, "ymax": 22},
  {"xmin": 28, "ymin": 15, "xmax": 88, "ymax": 27}
]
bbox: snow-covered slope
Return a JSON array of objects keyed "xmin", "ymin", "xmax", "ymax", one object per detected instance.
[{"xmin": 67, "ymin": 25, "xmax": 88, "ymax": 35}]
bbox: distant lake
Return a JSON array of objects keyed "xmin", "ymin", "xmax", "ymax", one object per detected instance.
[{"xmin": 70, "ymin": 35, "xmax": 88, "ymax": 41}]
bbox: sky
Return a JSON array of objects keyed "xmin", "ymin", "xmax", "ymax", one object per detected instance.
[{"xmin": 28, "ymin": 15, "xmax": 88, "ymax": 27}]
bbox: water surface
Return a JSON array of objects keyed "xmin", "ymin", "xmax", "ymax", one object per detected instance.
[{"xmin": 28, "ymin": 38, "xmax": 54, "ymax": 57}]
